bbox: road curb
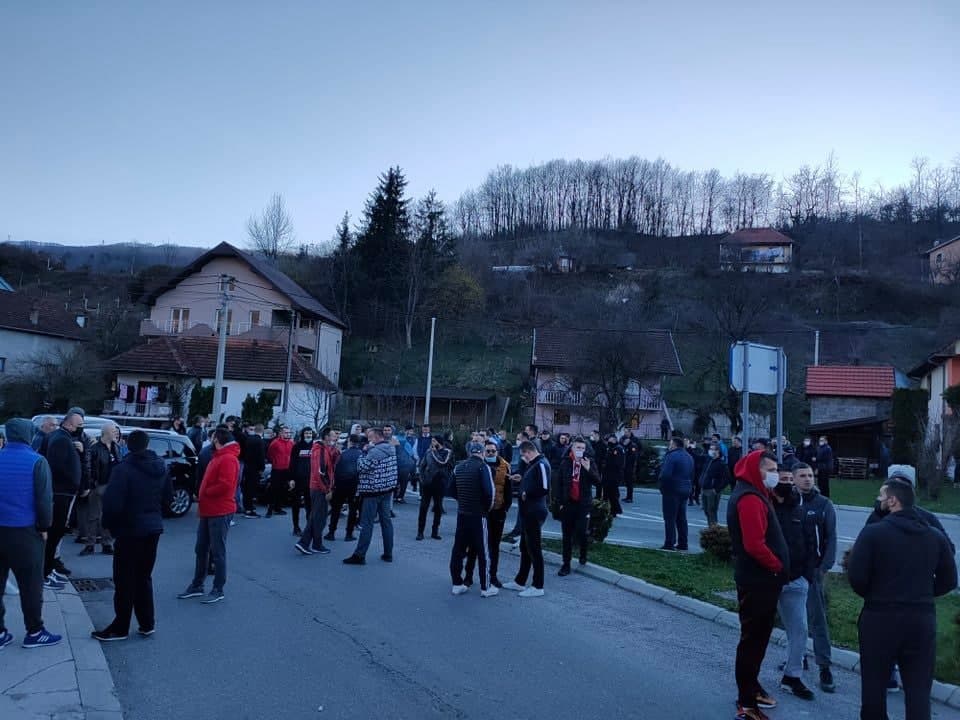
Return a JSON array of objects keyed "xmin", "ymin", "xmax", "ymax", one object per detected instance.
[
  {"xmin": 502, "ymin": 541, "xmax": 960, "ymax": 710},
  {"xmin": 57, "ymin": 583, "xmax": 124, "ymax": 718}
]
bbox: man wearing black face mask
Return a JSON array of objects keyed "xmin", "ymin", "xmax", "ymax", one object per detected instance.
[
  {"xmin": 770, "ymin": 466, "xmax": 818, "ymax": 701},
  {"xmin": 866, "ymin": 466, "xmax": 955, "ymax": 553},
  {"xmin": 600, "ymin": 435, "xmax": 623, "ymax": 515}
]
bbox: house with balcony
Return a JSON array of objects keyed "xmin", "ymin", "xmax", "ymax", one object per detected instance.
[
  {"xmin": 719, "ymin": 228, "xmax": 793, "ymax": 273},
  {"xmin": 531, "ymin": 327, "xmax": 683, "ymax": 437},
  {"xmin": 105, "ymin": 336, "xmax": 337, "ymax": 430},
  {"xmin": 138, "ymin": 241, "xmax": 344, "ymax": 386}
]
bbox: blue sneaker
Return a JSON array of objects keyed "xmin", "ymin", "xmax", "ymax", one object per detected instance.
[
  {"xmin": 22, "ymin": 628, "xmax": 62, "ymax": 649},
  {"xmin": 0, "ymin": 630, "xmax": 13, "ymax": 649}
]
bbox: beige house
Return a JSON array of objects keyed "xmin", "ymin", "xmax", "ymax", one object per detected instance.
[
  {"xmin": 924, "ymin": 235, "xmax": 960, "ymax": 284},
  {"xmin": 139, "ymin": 242, "xmax": 344, "ymax": 386},
  {"xmin": 719, "ymin": 228, "xmax": 793, "ymax": 273}
]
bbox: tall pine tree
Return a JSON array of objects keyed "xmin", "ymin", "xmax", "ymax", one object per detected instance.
[{"xmin": 354, "ymin": 167, "xmax": 411, "ymax": 317}]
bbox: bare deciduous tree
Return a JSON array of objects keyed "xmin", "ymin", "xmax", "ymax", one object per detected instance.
[{"xmin": 247, "ymin": 193, "xmax": 295, "ymax": 260}]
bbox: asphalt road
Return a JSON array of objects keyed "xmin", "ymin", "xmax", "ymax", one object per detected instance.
[
  {"xmin": 70, "ymin": 498, "xmax": 960, "ymax": 720},
  {"xmin": 535, "ymin": 487, "xmax": 960, "ymax": 573}
]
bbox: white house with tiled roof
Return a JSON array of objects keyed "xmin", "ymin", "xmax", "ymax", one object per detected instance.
[{"xmin": 0, "ymin": 292, "xmax": 88, "ymax": 379}]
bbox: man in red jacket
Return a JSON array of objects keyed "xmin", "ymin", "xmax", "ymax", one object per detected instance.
[
  {"xmin": 294, "ymin": 428, "xmax": 339, "ymax": 556},
  {"xmin": 728, "ymin": 450, "xmax": 790, "ymax": 720},
  {"xmin": 266, "ymin": 426, "xmax": 294, "ymax": 518},
  {"xmin": 177, "ymin": 428, "xmax": 240, "ymax": 604}
]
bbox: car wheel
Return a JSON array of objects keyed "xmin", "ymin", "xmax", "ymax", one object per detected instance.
[{"xmin": 169, "ymin": 487, "xmax": 193, "ymax": 518}]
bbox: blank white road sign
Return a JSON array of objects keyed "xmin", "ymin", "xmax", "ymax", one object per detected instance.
[{"xmin": 729, "ymin": 342, "xmax": 785, "ymax": 396}]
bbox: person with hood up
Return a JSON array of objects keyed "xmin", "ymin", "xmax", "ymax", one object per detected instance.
[
  {"xmin": 177, "ymin": 428, "xmax": 240, "ymax": 604},
  {"xmin": 288, "ymin": 427, "xmax": 315, "ymax": 536},
  {"xmin": 326, "ymin": 434, "xmax": 362, "ymax": 542},
  {"xmin": 728, "ymin": 450, "xmax": 789, "ymax": 720},
  {"xmin": 848, "ymin": 478, "xmax": 957, "ymax": 720},
  {"xmin": 417, "ymin": 436, "xmax": 452, "ymax": 541},
  {"xmin": 658, "ymin": 437, "xmax": 694, "ymax": 551},
  {"xmin": 93, "ymin": 430, "xmax": 173, "ymax": 641},
  {"xmin": 0, "ymin": 418, "xmax": 61, "ymax": 649}
]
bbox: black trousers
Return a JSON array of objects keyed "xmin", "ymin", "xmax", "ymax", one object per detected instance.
[
  {"xmin": 44, "ymin": 494, "xmax": 75, "ymax": 577},
  {"xmin": 290, "ymin": 479, "xmax": 311, "ymax": 531},
  {"xmin": 561, "ymin": 503, "xmax": 590, "ymax": 566},
  {"xmin": 0, "ymin": 527, "xmax": 45, "ymax": 634},
  {"xmin": 624, "ymin": 464, "xmax": 635, "ymax": 502},
  {"xmin": 269, "ymin": 468, "xmax": 290, "ymax": 511},
  {"xmin": 242, "ymin": 471, "xmax": 261, "ymax": 512},
  {"xmin": 450, "ymin": 514, "xmax": 489, "ymax": 590},
  {"xmin": 394, "ymin": 470, "xmax": 412, "ymax": 500},
  {"xmin": 603, "ymin": 481, "xmax": 622, "ymax": 516},
  {"xmin": 417, "ymin": 480, "xmax": 444, "ymax": 535},
  {"xmin": 466, "ymin": 509, "xmax": 506, "ymax": 584},
  {"xmin": 735, "ymin": 583, "xmax": 782, "ymax": 707},
  {"xmin": 859, "ymin": 607, "xmax": 936, "ymax": 720},
  {"xmin": 515, "ymin": 509, "xmax": 546, "ymax": 589},
  {"xmin": 109, "ymin": 534, "xmax": 160, "ymax": 634},
  {"xmin": 328, "ymin": 485, "xmax": 360, "ymax": 537},
  {"xmin": 818, "ymin": 473, "xmax": 831, "ymax": 498}
]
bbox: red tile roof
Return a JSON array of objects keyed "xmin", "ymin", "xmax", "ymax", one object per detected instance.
[
  {"xmin": 0, "ymin": 292, "xmax": 89, "ymax": 341},
  {"xmin": 805, "ymin": 365, "xmax": 895, "ymax": 398},
  {"xmin": 108, "ymin": 336, "xmax": 336, "ymax": 390},
  {"xmin": 532, "ymin": 327, "xmax": 683, "ymax": 376},
  {"xmin": 721, "ymin": 228, "xmax": 793, "ymax": 246}
]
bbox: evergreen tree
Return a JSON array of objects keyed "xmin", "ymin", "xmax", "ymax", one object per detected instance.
[
  {"xmin": 354, "ymin": 167, "xmax": 411, "ymax": 313},
  {"xmin": 403, "ymin": 191, "xmax": 455, "ymax": 348}
]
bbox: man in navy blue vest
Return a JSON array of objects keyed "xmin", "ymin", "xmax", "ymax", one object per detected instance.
[{"xmin": 0, "ymin": 418, "xmax": 62, "ymax": 649}]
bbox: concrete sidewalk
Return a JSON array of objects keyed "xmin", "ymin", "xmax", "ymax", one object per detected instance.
[{"xmin": 1, "ymin": 582, "xmax": 122, "ymax": 719}]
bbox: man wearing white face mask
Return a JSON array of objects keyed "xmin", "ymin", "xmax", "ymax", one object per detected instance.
[
  {"xmin": 728, "ymin": 450, "xmax": 790, "ymax": 720},
  {"xmin": 556, "ymin": 437, "xmax": 600, "ymax": 576}
]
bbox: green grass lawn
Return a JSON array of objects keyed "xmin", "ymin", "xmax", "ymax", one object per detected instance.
[
  {"xmin": 830, "ymin": 478, "xmax": 960, "ymax": 515},
  {"xmin": 544, "ymin": 539, "xmax": 960, "ymax": 685}
]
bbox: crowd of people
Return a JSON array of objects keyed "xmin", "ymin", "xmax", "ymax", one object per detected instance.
[{"xmin": 1, "ymin": 412, "xmax": 957, "ymax": 720}]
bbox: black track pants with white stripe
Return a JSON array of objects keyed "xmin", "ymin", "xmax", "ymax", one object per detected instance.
[{"xmin": 450, "ymin": 514, "xmax": 489, "ymax": 591}]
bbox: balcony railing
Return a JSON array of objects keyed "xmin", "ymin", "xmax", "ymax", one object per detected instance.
[
  {"xmin": 536, "ymin": 389, "xmax": 662, "ymax": 411},
  {"xmin": 103, "ymin": 400, "xmax": 172, "ymax": 418}
]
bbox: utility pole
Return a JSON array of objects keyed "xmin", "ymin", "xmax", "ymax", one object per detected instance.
[
  {"xmin": 282, "ymin": 308, "xmax": 297, "ymax": 418},
  {"xmin": 212, "ymin": 274, "xmax": 233, "ymax": 423},
  {"xmin": 814, "ymin": 330, "xmax": 821, "ymax": 366},
  {"xmin": 740, "ymin": 342, "xmax": 750, "ymax": 442},
  {"xmin": 423, "ymin": 317, "xmax": 436, "ymax": 425}
]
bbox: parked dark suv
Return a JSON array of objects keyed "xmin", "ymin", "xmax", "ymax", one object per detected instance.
[{"xmin": 142, "ymin": 430, "xmax": 198, "ymax": 518}]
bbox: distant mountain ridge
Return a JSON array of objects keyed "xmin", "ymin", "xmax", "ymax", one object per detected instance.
[{"xmin": 5, "ymin": 240, "xmax": 207, "ymax": 272}]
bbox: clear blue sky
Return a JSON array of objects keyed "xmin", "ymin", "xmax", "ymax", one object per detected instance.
[{"xmin": 2, "ymin": 1, "xmax": 956, "ymax": 248}]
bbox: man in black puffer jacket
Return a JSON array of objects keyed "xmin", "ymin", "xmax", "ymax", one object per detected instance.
[
  {"xmin": 449, "ymin": 443, "xmax": 494, "ymax": 597},
  {"xmin": 95, "ymin": 431, "xmax": 173, "ymax": 641},
  {"xmin": 771, "ymin": 467, "xmax": 818, "ymax": 701}
]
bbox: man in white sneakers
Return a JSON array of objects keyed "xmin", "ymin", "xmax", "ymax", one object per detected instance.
[
  {"xmin": 449, "ymin": 443, "xmax": 496, "ymax": 597},
  {"xmin": 502, "ymin": 441, "xmax": 550, "ymax": 598}
]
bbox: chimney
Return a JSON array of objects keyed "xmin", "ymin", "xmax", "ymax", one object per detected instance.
[{"xmin": 29, "ymin": 306, "xmax": 39, "ymax": 326}]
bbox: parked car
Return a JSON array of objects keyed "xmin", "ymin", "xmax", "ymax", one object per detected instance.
[{"xmin": 140, "ymin": 429, "xmax": 198, "ymax": 518}]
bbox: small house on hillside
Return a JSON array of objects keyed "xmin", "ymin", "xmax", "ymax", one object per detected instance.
[
  {"xmin": 0, "ymin": 293, "xmax": 88, "ymax": 379},
  {"xmin": 720, "ymin": 228, "xmax": 793, "ymax": 273},
  {"xmin": 105, "ymin": 336, "xmax": 337, "ymax": 429},
  {"xmin": 531, "ymin": 327, "xmax": 683, "ymax": 437},
  {"xmin": 139, "ymin": 241, "xmax": 344, "ymax": 386},
  {"xmin": 907, "ymin": 338, "xmax": 960, "ymax": 448},
  {"xmin": 805, "ymin": 365, "xmax": 908, "ymax": 466},
  {"xmin": 923, "ymin": 235, "xmax": 960, "ymax": 284}
]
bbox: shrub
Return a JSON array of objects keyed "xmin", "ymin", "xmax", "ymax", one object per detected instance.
[
  {"xmin": 699, "ymin": 524, "xmax": 733, "ymax": 562},
  {"xmin": 589, "ymin": 498, "xmax": 614, "ymax": 543}
]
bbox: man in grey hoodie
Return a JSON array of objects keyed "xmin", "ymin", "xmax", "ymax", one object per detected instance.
[{"xmin": 0, "ymin": 418, "xmax": 62, "ymax": 649}]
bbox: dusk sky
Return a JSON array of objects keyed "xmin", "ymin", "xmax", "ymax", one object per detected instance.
[{"xmin": 2, "ymin": 1, "xmax": 957, "ymax": 248}]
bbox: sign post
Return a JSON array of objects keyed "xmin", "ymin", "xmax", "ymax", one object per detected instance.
[{"xmin": 730, "ymin": 341, "xmax": 787, "ymax": 462}]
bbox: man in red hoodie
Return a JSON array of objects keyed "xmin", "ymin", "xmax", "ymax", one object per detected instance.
[
  {"xmin": 728, "ymin": 450, "xmax": 790, "ymax": 720},
  {"xmin": 294, "ymin": 428, "xmax": 339, "ymax": 556},
  {"xmin": 177, "ymin": 428, "xmax": 240, "ymax": 605},
  {"xmin": 265, "ymin": 426, "xmax": 294, "ymax": 518}
]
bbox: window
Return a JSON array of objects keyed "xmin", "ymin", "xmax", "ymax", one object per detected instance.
[
  {"xmin": 299, "ymin": 316, "xmax": 316, "ymax": 331},
  {"xmin": 147, "ymin": 437, "xmax": 170, "ymax": 458},
  {"xmin": 553, "ymin": 409, "xmax": 570, "ymax": 426},
  {"xmin": 170, "ymin": 307, "xmax": 190, "ymax": 333},
  {"xmin": 215, "ymin": 309, "xmax": 234, "ymax": 335},
  {"xmin": 0, "ymin": 357, "xmax": 5, "ymax": 373},
  {"xmin": 260, "ymin": 389, "xmax": 282, "ymax": 406},
  {"xmin": 249, "ymin": 310, "xmax": 261, "ymax": 327},
  {"xmin": 298, "ymin": 351, "xmax": 314, "ymax": 365},
  {"xmin": 221, "ymin": 387, "xmax": 228, "ymax": 404},
  {"xmin": 218, "ymin": 277, "xmax": 236, "ymax": 292}
]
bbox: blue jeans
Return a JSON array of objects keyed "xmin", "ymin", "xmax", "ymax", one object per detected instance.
[
  {"xmin": 661, "ymin": 491, "xmax": 688, "ymax": 548},
  {"xmin": 354, "ymin": 493, "xmax": 394, "ymax": 558},
  {"xmin": 778, "ymin": 576, "xmax": 810, "ymax": 678},
  {"xmin": 191, "ymin": 515, "xmax": 230, "ymax": 592}
]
